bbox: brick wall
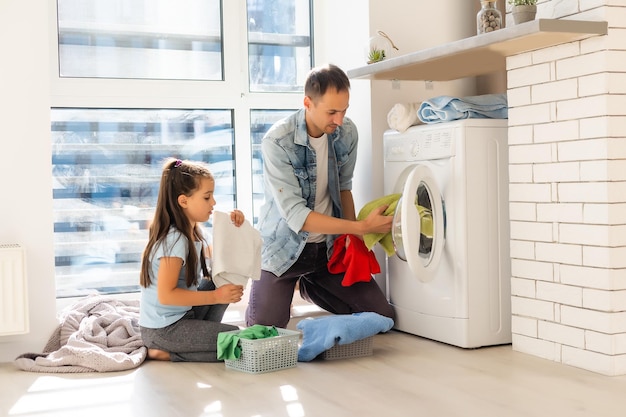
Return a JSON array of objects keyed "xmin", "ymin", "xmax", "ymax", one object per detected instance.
[{"xmin": 506, "ymin": 0, "xmax": 626, "ymax": 375}]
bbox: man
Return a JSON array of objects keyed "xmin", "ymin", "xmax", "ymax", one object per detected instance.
[{"xmin": 245, "ymin": 64, "xmax": 395, "ymax": 328}]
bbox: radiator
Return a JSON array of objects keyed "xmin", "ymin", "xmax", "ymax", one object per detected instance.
[{"xmin": 0, "ymin": 244, "xmax": 29, "ymax": 336}]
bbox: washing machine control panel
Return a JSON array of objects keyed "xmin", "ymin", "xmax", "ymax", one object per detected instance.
[{"xmin": 384, "ymin": 126, "xmax": 455, "ymax": 162}]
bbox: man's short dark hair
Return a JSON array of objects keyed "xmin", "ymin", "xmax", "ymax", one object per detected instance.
[{"xmin": 304, "ymin": 64, "xmax": 350, "ymax": 101}]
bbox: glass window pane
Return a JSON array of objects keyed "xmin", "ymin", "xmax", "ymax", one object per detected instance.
[
  {"xmin": 250, "ymin": 109, "xmax": 294, "ymax": 223},
  {"xmin": 57, "ymin": 0, "xmax": 223, "ymax": 80},
  {"xmin": 247, "ymin": 0, "xmax": 312, "ymax": 92},
  {"xmin": 51, "ymin": 108, "xmax": 234, "ymax": 298}
]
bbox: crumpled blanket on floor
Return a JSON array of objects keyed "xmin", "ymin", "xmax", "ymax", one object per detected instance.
[{"xmin": 14, "ymin": 295, "xmax": 147, "ymax": 373}]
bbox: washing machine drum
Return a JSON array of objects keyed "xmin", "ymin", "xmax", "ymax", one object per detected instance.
[{"xmin": 391, "ymin": 165, "xmax": 445, "ymax": 283}]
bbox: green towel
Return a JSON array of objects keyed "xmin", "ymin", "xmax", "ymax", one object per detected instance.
[
  {"xmin": 357, "ymin": 194, "xmax": 401, "ymax": 256},
  {"xmin": 357, "ymin": 194, "xmax": 434, "ymax": 257},
  {"xmin": 217, "ymin": 324, "xmax": 279, "ymax": 360}
]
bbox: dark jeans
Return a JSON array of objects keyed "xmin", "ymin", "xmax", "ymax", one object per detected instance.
[
  {"xmin": 245, "ymin": 242, "xmax": 395, "ymax": 328},
  {"xmin": 140, "ymin": 278, "xmax": 238, "ymax": 362}
]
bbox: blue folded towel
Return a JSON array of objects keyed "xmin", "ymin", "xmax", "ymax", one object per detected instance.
[
  {"xmin": 417, "ymin": 93, "xmax": 508, "ymax": 124},
  {"xmin": 296, "ymin": 312, "xmax": 394, "ymax": 362}
]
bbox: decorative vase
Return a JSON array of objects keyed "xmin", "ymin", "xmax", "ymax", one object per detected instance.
[
  {"xmin": 512, "ymin": 5, "xmax": 537, "ymax": 25},
  {"xmin": 477, "ymin": 1, "xmax": 503, "ymax": 35}
]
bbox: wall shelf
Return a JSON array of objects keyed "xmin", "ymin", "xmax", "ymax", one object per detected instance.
[{"xmin": 347, "ymin": 19, "xmax": 607, "ymax": 82}]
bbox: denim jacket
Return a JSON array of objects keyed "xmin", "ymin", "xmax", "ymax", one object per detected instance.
[{"xmin": 257, "ymin": 108, "xmax": 358, "ymax": 276}]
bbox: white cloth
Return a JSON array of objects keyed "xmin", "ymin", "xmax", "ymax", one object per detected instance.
[
  {"xmin": 211, "ymin": 210, "xmax": 262, "ymax": 287},
  {"xmin": 387, "ymin": 102, "xmax": 421, "ymax": 132}
]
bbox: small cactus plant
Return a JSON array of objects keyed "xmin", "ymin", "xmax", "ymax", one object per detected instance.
[{"xmin": 367, "ymin": 48, "xmax": 386, "ymax": 64}]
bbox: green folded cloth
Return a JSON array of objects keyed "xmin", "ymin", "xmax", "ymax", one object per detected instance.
[
  {"xmin": 217, "ymin": 324, "xmax": 279, "ymax": 360},
  {"xmin": 357, "ymin": 194, "xmax": 401, "ymax": 256}
]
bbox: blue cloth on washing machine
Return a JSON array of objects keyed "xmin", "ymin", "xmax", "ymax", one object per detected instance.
[
  {"xmin": 296, "ymin": 312, "xmax": 394, "ymax": 362},
  {"xmin": 417, "ymin": 93, "xmax": 508, "ymax": 124}
]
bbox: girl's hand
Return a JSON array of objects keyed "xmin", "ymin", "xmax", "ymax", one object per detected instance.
[
  {"xmin": 230, "ymin": 209, "xmax": 245, "ymax": 227},
  {"xmin": 215, "ymin": 283, "xmax": 244, "ymax": 304}
]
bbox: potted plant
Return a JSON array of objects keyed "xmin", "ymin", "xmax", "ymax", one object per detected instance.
[{"xmin": 509, "ymin": 0, "xmax": 537, "ymax": 25}]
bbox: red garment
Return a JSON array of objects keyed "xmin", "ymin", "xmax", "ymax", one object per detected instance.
[{"xmin": 327, "ymin": 234, "xmax": 381, "ymax": 287}]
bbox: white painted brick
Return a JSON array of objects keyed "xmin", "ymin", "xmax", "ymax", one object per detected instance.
[
  {"xmin": 559, "ymin": 264, "xmax": 626, "ymax": 291},
  {"xmin": 507, "ymin": 125, "xmax": 533, "ymax": 145},
  {"xmin": 561, "ymin": 182, "xmax": 626, "ymax": 204},
  {"xmin": 579, "ymin": 73, "xmax": 626, "ymax": 97},
  {"xmin": 558, "ymin": 182, "xmax": 615, "ymax": 204},
  {"xmin": 512, "ymin": 333, "xmax": 560, "ymax": 362},
  {"xmin": 508, "ymin": 103, "xmax": 553, "ymax": 126},
  {"xmin": 562, "ymin": 305, "xmax": 626, "ymax": 333},
  {"xmin": 579, "ymin": 116, "xmax": 626, "ymax": 139},
  {"xmin": 548, "ymin": 0, "xmax": 584, "ymax": 17},
  {"xmin": 537, "ymin": 203, "xmax": 583, "ymax": 223},
  {"xmin": 558, "ymin": 138, "xmax": 608, "ymax": 162},
  {"xmin": 534, "ymin": 120, "xmax": 579, "ymax": 143},
  {"xmin": 579, "ymin": 116, "xmax": 609, "ymax": 139},
  {"xmin": 533, "ymin": 161, "xmax": 580, "ymax": 182},
  {"xmin": 607, "ymin": 51, "xmax": 626, "ymax": 72},
  {"xmin": 507, "ymin": 86, "xmax": 531, "ymax": 108},
  {"xmin": 607, "ymin": 73, "xmax": 626, "ymax": 94},
  {"xmin": 536, "ymin": 242, "xmax": 583, "ymax": 265},
  {"xmin": 510, "ymin": 221, "xmax": 553, "ymax": 242},
  {"xmin": 536, "ymin": 281, "xmax": 583, "ymax": 306},
  {"xmin": 538, "ymin": 320, "xmax": 585, "ymax": 348},
  {"xmin": 586, "ymin": 330, "xmax": 626, "ymax": 355},
  {"xmin": 509, "ymin": 202, "xmax": 536, "ymax": 221},
  {"xmin": 583, "ymin": 288, "xmax": 626, "ymax": 312},
  {"xmin": 556, "ymin": 51, "xmax": 609, "ymax": 80},
  {"xmin": 509, "ymin": 143, "xmax": 553, "ymax": 163},
  {"xmin": 559, "ymin": 223, "xmax": 603, "ymax": 244},
  {"xmin": 607, "ymin": 137, "xmax": 626, "ymax": 158},
  {"xmin": 583, "ymin": 246, "xmax": 626, "ymax": 268},
  {"xmin": 510, "ymin": 239, "xmax": 536, "ymax": 260},
  {"xmin": 532, "ymin": 42, "xmax": 580, "ymax": 65},
  {"xmin": 562, "ymin": 345, "xmax": 626, "ymax": 376},
  {"xmin": 579, "ymin": 73, "xmax": 609, "ymax": 96},
  {"xmin": 508, "ymin": 164, "xmax": 533, "ymax": 183},
  {"xmin": 512, "ymin": 296, "xmax": 555, "ymax": 321},
  {"xmin": 581, "ymin": 160, "xmax": 626, "ymax": 182},
  {"xmin": 506, "ymin": 53, "xmax": 532, "ymax": 71},
  {"xmin": 584, "ymin": 203, "xmax": 626, "ymax": 225},
  {"xmin": 511, "ymin": 276, "xmax": 536, "ymax": 298},
  {"xmin": 608, "ymin": 95, "xmax": 626, "ymax": 116},
  {"xmin": 532, "ymin": 78, "xmax": 578, "ymax": 104},
  {"xmin": 508, "ymin": 63, "xmax": 551, "ymax": 89},
  {"xmin": 557, "ymin": 96, "xmax": 609, "ymax": 121},
  {"xmin": 607, "ymin": 116, "xmax": 626, "ymax": 136},
  {"xmin": 509, "ymin": 183, "xmax": 552, "ymax": 203},
  {"xmin": 512, "ymin": 315, "xmax": 537, "ymax": 337},
  {"xmin": 511, "ymin": 259, "xmax": 555, "ymax": 281}
]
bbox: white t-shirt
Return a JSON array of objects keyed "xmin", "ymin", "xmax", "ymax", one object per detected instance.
[{"xmin": 307, "ymin": 134, "xmax": 332, "ymax": 243}]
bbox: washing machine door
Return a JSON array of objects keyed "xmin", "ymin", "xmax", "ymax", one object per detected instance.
[{"xmin": 392, "ymin": 164, "xmax": 445, "ymax": 283}]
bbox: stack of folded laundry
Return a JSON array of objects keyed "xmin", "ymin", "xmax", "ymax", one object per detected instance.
[{"xmin": 417, "ymin": 93, "xmax": 508, "ymax": 124}]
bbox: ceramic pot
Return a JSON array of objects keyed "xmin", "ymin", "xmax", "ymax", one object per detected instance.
[{"xmin": 512, "ymin": 5, "xmax": 537, "ymax": 25}]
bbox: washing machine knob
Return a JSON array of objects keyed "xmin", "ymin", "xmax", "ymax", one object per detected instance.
[{"xmin": 411, "ymin": 142, "xmax": 420, "ymax": 157}]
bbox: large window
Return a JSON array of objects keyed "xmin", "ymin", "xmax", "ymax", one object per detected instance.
[{"xmin": 52, "ymin": 0, "xmax": 311, "ymax": 298}]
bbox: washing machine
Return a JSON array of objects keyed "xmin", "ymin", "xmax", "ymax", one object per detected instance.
[{"xmin": 384, "ymin": 119, "xmax": 511, "ymax": 348}]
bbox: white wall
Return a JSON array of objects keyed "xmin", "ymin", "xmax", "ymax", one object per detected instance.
[{"xmin": 0, "ymin": 0, "xmax": 58, "ymax": 361}]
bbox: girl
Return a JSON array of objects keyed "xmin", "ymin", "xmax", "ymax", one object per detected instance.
[{"xmin": 139, "ymin": 158, "xmax": 245, "ymax": 362}]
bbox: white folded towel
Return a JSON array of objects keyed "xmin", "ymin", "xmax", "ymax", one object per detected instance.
[
  {"xmin": 211, "ymin": 211, "xmax": 262, "ymax": 288},
  {"xmin": 387, "ymin": 102, "xmax": 421, "ymax": 132}
]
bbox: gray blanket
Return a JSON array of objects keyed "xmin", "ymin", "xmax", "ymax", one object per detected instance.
[{"xmin": 14, "ymin": 295, "xmax": 147, "ymax": 373}]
